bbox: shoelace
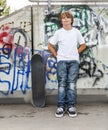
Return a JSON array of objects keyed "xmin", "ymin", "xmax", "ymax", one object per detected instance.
[
  {"xmin": 69, "ymin": 107, "xmax": 76, "ymax": 112},
  {"xmin": 57, "ymin": 108, "xmax": 63, "ymax": 112}
]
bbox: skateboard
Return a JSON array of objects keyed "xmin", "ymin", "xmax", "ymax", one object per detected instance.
[{"xmin": 31, "ymin": 54, "xmax": 45, "ymax": 107}]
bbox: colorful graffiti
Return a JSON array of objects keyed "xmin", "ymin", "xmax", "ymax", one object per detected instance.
[
  {"xmin": 0, "ymin": 22, "xmax": 31, "ymax": 95},
  {"xmin": 46, "ymin": 56, "xmax": 57, "ymax": 82}
]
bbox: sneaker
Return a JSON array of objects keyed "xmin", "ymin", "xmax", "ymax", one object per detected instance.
[
  {"xmin": 67, "ymin": 107, "xmax": 77, "ymax": 117},
  {"xmin": 55, "ymin": 107, "xmax": 65, "ymax": 118}
]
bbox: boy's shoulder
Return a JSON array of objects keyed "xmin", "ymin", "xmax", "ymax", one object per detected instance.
[
  {"xmin": 72, "ymin": 27, "xmax": 81, "ymax": 33},
  {"xmin": 54, "ymin": 28, "xmax": 63, "ymax": 34}
]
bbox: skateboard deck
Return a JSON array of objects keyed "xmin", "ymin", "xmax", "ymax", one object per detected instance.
[{"xmin": 31, "ymin": 54, "xmax": 45, "ymax": 107}]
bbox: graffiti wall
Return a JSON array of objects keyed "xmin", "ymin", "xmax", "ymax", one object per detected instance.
[
  {"xmin": 42, "ymin": 5, "xmax": 108, "ymax": 91},
  {"xmin": 0, "ymin": 6, "xmax": 32, "ymax": 97},
  {"xmin": 0, "ymin": 4, "xmax": 108, "ymax": 101}
]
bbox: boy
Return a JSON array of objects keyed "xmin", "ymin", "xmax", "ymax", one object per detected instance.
[{"xmin": 48, "ymin": 11, "xmax": 86, "ymax": 118}]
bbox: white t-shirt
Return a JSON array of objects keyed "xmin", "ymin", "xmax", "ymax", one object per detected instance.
[{"xmin": 49, "ymin": 27, "xmax": 85, "ymax": 62}]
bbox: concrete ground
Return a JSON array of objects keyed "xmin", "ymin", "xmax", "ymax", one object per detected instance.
[{"xmin": 0, "ymin": 102, "xmax": 107, "ymax": 130}]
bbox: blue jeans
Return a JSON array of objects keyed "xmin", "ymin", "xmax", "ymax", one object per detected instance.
[{"xmin": 57, "ymin": 60, "xmax": 79, "ymax": 108}]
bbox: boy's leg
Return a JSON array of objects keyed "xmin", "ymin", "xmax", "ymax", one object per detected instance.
[
  {"xmin": 57, "ymin": 61, "xmax": 67, "ymax": 108},
  {"xmin": 55, "ymin": 61, "xmax": 67, "ymax": 117},
  {"xmin": 66, "ymin": 61, "xmax": 79, "ymax": 108}
]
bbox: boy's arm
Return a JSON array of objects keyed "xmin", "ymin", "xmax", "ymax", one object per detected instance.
[
  {"xmin": 48, "ymin": 43, "xmax": 57, "ymax": 58},
  {"xmin": 78, "ymin": 44, "xmax": 86, "ymax": 54}
]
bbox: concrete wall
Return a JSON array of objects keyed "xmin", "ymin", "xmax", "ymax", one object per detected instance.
[{"xmin": 0, "ymin": 4, "xmax": 108, "ymax": 103}]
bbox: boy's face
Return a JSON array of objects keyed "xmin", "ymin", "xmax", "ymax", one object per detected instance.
[{"xmin": 61, "ymin": 14, "xmax": 72, "ymax": 26}]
